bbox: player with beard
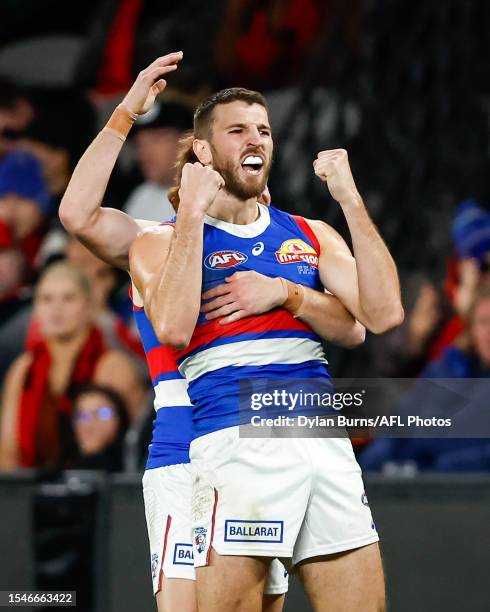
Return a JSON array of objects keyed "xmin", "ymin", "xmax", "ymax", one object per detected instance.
[
  {"xmin": 59, "ymin": 53, "xmax": 368, "ymax": 612},
  {"xmin": 130, "ymin": 86, "xmax": 403, "ymax": 612}
]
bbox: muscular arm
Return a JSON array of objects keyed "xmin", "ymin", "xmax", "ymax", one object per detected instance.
[
  {"xmin": 201, "ymin": 271, "xmax": 365, "ymax": 348},
  {"xmin": 313, "ymin": 149, "xmax": 404, "ymax": 334},
  {"xmin": 59, "ymin": 130, "xmax": 139, "ymax": 269},
  {"xmin": 309, "ymin": 217, "xmax": 402, "ymax": 334},
  {"xmin": 129, "ymin": 162, "xmax": 223, "ymax": 348},
  {"xmin": 59, "ymin": 52, "xmax": 183, "ymax": 270},
  {"xmin": 129, "ymin": 217, "xmax": 205, "ymax": 348},
  {"xmin": 295, "ymin": 286, "xmax": 365, "ymax": 347}
]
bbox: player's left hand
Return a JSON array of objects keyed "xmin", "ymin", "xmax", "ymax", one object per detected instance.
[
  {"xmin": 200, "ymin": 271, "xmax": 286, "ymax": 324},
  {"xmin": 313, "ymin": 149, "xmax": 360, "ymax": 204}
]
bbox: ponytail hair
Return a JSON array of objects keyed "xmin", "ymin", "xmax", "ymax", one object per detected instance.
[{"xmin": 168, "ymin": 131, "xmax": 198, "ymax": 211}]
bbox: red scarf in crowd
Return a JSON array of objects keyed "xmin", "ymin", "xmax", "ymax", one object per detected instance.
[{"xmin": 18, "ymin": 326, "xmax": 106, "ymax": 467}]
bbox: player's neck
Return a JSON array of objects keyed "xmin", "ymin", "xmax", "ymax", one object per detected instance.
[{"xmin": 206, "ymin": 191, "xmax": 259, "ymax": 225}]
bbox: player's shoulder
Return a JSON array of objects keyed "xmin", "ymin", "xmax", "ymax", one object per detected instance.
[
  {"xmin": 129, "ymin": 222, "xmax": 174, "ymax": 265},
  {"xmin": 135, "ymin": 218, "xmax": 175, "ymax": 231},
  {"xmin": 303, "ymin": 218, "xmax": 343, "ymax": 243},
  {"xmin": 134, "ymin": 221, "xmax": 175, "ymax": 240}
]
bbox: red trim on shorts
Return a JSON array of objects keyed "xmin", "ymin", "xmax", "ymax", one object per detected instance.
[
  {"xmin": 157, "ymin": 514, "xmax": 172, "ymax": 593},
  {"xmin": 206, "ymin": 489, "xmax": 219, "ymax": 565},
  {"xmin": 292, "ymin": 215, "xmax": 321, "ymax": 255}
]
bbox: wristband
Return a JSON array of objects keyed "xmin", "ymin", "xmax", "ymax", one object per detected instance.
[
  {"xmin": 280, "ymin": 278, "xmax": 305, "ymax": 317},
  {"xmin": 102, "ymin": 105, "xmax": 138, "ymax": 141}
]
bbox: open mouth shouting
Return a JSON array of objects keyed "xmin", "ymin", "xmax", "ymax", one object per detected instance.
[{"xmin": 241, "ymin": 154, "xmax": 264, "ymax": 175}]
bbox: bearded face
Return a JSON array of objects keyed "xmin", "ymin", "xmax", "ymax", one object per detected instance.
[
  {"xmin": 205, "ymin": 101, "xmax": 274, "ymax": 201},
  {"xmin": 210, "ymin": 142, "xmax": 272, "ymax": 200}
]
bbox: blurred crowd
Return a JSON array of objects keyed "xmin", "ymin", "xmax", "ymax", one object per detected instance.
[{"xmin": 0, "ymin": 0, "xmax": 489, "ymax": 475}]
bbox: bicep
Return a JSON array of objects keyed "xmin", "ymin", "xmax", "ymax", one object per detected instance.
[
  {"xmin": 308, "ymin": 219, "xmax": 364, "ymax": 322},
  {"xmin": 128, "ymin": 225, "xmax": 174, "ymax": 305},
  {"xmin": 75, "ymin": 207, "xmax": 141, "ymax": 270}
]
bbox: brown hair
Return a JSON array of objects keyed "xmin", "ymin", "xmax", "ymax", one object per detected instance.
[
  {"xmin": 167, "ymin": 88, "xmax": 268, "ymax": 210},
  {"xmin": 168, "ymin": 132, "xmax": 198, "ymax": 210},
  {"xmin": 193, "ymin": 87, "xmax": 267, "ymax": 139},
  {"xmin": 36, "ymin": 260, "xmax": 91, "ymax": 299}
]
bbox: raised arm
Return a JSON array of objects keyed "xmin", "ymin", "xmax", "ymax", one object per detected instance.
[
  {"xmin": 129, "ymin": 163, "xmax": 223, "ymax": 348},
  {"xmin": 59, "ymin": 52, "xmax": 183, "ymax": 269},
  {"xmin": 311, "ymin": 149, "xmax": 404, "ymax": 334}
]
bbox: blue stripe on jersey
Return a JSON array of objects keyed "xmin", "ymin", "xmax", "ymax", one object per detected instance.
[
  {"xmin": 188, "ymin": 362, "xmax": 333, "ymax": 436},
  {"xmin": 133, "ymin": 308, "xmax": 161, "ymax": 353},
  {"xmin": 131, "ymin": 296, "xmax": 193, "ymax": 469},
  {"xmin": 151, "ymin": 370, "xmax": 185, "ymax": 386},
  {"xmin": 146, "ymin": 406, "xmax": 192, "ymax": 468}
]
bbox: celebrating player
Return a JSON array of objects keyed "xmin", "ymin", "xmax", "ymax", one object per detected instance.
[
  {"xmin": 129, "ymin": 78, "xmax": 403, "ymax": 611},
  {"xmin": 60, "ymin": 52, "xmax": 367, "ymax": 612}
]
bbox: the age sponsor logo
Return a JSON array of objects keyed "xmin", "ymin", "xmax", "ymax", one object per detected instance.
[
  {"xmin": 224, "ymin": 520, "xmax": 284, "ymax": 543},
  {"xmin": 173, "ymin": 543, "xmax": 194, "ymax": 566},
  {"xmin": 204, "ymin": 250, "xmax": 248, "ymax": 269},
  {"xmin": 275, "ymin": 239, "xmax": 318, "ymax": 268}
]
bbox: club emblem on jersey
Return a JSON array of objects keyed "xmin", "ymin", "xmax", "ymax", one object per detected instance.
[
  {"xmin": 275, "ymin": 239, "xmax": 318, "ymax": 268},
  {"xmin": 193, "ymin": 527, "xmax": 207, "ymax": 553},
  {"xmin": 204, "ymin": 250, "xmax": 248, "ymax": 270}
]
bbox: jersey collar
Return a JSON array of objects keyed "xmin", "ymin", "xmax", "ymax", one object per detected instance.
[{"xmin": 204, "ymin": 203, "xmax": 270, "ymax": 238}]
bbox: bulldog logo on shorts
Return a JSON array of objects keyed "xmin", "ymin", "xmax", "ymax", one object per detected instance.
[{"xmin": 194, "ymin": 527, "xmax": 207, "ymax": 554}]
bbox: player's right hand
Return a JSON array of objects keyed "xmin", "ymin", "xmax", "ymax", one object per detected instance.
[
  {"xmin": 121, "ymin": 52, "xmax": 183, "ymax": 116},
  {"xmin": 178, "ymin": 162, "xmax": 224, "ymax": 214}
]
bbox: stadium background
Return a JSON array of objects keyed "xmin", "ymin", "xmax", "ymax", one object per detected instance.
[{"xmin": 0, "ymin": 1, "xmax": 489, "ymax": 611}]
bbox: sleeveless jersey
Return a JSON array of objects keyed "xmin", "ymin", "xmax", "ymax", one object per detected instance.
[
  {"xmin": 173, "ymin": 203, "xmax": 332, "ymax": 437},
  {"xmin": 131, "ymin": 294, "xmax": 193, "ymax": 469}
]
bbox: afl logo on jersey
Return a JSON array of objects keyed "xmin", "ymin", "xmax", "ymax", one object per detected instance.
[
  {"xmin": 204, "ymin": 250, "xmax": 248, "ymax": 269},
  {"xmin": 275, "ymin": 239, "xmax": 318, "ymax": 268}
]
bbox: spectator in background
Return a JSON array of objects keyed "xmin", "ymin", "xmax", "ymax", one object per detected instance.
[
  {"xmin": 71, "ymin": 383, "xmax": 129, "ymax": 472},
  {"xmin": 360, "ymin": 286, "xmax": 490, "ymax": 472},
  {"xmin": 0, "ymin": 261, "xmax": 144, "ymax": 471},
  {"xmin": 0, "ymin": 77, "xmax": 34, "ymax": 157},
  {"xmin": 0, "ymin": 222, "xmax": 28, "ymax": 325},
  {"xmin": 0, "ymin": 79, "xmax": 95, "ymax": 199},
  {"xmin": 123, "ymin": 100, "xmax": 193, "ymax": 221},
  {"xmin": 0, "ymin": 150, "xmax": 52, "ymax": 268},
  {"xmin": 20, "ymin": 92, "xmax": 96, "ymax": 209},
  {"xmin": 65, "ymin": 237, "xmax": 145, "ymax": 358},
  {"xmin": 372, "ymin": 199, "xmax": 490, "ymax": 377},
  {"xmin": 0, "ymin": 235, "xmax": 147, "ymax": 386}
]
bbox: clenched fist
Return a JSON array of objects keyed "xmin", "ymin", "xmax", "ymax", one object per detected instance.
[
  {"xmin": 178, "ymin": 162, "xmax": 224, "ymax": 215},
  {"xmin": 121, "ymin": 52, "xmax": 183, "ymax": 116},
  {"xmin": 313, "ymin": 149, "xmax": 360, "ymax": 204}
]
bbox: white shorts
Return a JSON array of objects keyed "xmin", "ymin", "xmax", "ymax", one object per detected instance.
[
  {"xmin": 142, "ymin": 463, "xmax": 288, "ymax": 595},
  {"xmin": 189, "ymin": 427, "xmax": 379, "ymax": 567}
]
